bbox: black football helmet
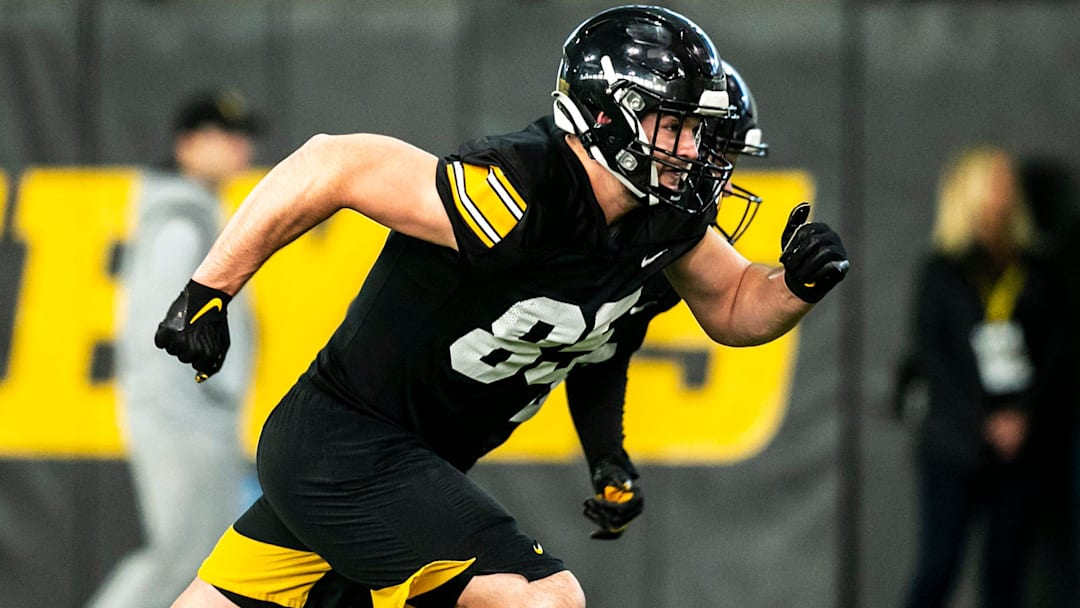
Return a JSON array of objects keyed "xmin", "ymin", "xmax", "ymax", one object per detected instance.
[
  {"xmin": 552, "ymin": 5, "xmax": 735, "ymax": 213},
  {"xmin": 715, "ymin": 60, "xmax": 769, "ymax": 243}
]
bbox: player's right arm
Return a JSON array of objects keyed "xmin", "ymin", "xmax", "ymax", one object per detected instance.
[
  {"xmin": 155, "ymin": 133, "xmax": 453, "ymax": 379},
  {"xmin": 667, "ymin": 204, "xmax": 847, "ymax": 347},
  {"xmin": 194, "ymin": 133, "xmax": 453, "ymax": 294}
]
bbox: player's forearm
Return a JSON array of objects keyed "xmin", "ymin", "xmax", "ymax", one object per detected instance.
[
  {"xmin": 566, "ymin": 358, "xmax": 632, "ymax": 469},
  {"xmin": 705, "ymin": 263, "xmax": 811, "ymax": 347},
  {"xmin": 192, "ymin": 135, "xmax": 348, "ymax": 294}
]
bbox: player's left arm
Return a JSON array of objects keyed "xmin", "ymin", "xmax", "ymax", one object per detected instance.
[
  {"xmin": 565, "ymin": 324, "xmax": 644, "ymax": 539},
  {"xmin": 565, "ymin": 309, "xmax": 652, "ymax": 468},
  {"xmin": 566, "ymin": 356, "xmax": 645, "ymax": 539},
  {"xmin": 566, "ymin": 357, "xmax": 632, "ymax": 472},
  {"xmin": 667, "ymin": 204, "xmax": 848, "ymax": 346}
]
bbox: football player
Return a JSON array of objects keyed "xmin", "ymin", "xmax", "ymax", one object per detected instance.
[
  {"xmin": 567, "ymin": 59, "xmax": 783, "ymax": 541},
  {"xmin": 154, "ymin": 6, "xmax": 848, "ymax": 608}
]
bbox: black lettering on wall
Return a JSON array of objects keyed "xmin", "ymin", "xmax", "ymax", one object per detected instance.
[
  {"xmin": 0, "ymin": 174, "xmax": 26, "ymax": 381},
  {"xmin": 636, "ymin": 346, "xmax": 710, "ymax": 389}
]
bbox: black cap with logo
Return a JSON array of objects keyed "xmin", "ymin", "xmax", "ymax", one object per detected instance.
[{"xmin": 172, "ymin": 88, "xmax": 263, "ymax": 136}]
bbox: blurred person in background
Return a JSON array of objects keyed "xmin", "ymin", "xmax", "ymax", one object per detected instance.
[
  {"xmin": 902, "ymin": 146, "xmax": 1066, "ymax": 608},
  {"xmin": 84, "ymin": 89, "xmax": 259, "ymax": 608}
]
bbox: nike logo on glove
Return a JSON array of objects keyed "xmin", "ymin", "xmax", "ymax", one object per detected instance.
[
  {"xmin": 189, "ymin": 298, "xmax": 223, "ymax": 324},
  {"xmin": 641, "ymin": 249, "xmax": 668, "ymax": 268}
]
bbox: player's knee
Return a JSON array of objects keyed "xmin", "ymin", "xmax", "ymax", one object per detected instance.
[
  {"xmin": 532, "ymin": 570, "xmax": 585, "ymax": 608},
  {"xmin": 459, "ymin": 570, "xmax": 584, "ymax": 608},
  {"xmin": 169, "ymin": 577, "xmax": 240, "ymax": 608}
]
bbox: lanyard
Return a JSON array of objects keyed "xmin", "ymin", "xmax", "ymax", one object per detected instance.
[{"xmin": 981, "ymin": 263, "xmax": 1025, "ymax": 322}]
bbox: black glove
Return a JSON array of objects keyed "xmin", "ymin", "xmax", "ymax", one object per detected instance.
[
  {"xmin": 583, "ymin": 458, "xmax": 644, "ymax": 540},
  {"xmin": 154, "ymin": 279, "xmax": 232, "ymax": 382},
  {"xmin": 779, "ymin": 202, "xmax": 850, "ymax": 303}
]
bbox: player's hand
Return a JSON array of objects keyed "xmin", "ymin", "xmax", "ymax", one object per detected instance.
[
  {"xmin": 779, "ymin": 202, "xmax": 850, "ymax": 303},
  {"xmin": 154, "ymin": 279, "xmax": 232, "ymax": 382},
  {"xmin": 583, "ymin": 458, "xmax": 643, "ymax": 540}
]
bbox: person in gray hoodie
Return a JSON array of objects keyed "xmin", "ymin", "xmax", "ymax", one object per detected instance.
[{"xmin": 85, "ymin": 88, "xmax": 259, "ymax": 608}]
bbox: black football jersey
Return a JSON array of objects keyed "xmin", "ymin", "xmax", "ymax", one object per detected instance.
[{"xmin": 304, "ymin": 116, "xmax": 716, "ymax": 470}]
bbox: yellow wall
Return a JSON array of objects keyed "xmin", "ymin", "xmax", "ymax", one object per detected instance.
[{"xmin": 0, "ymin": 168, "xmax": 812, "ymax": 463}]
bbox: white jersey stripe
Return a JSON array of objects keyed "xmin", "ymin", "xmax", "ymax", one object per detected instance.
[
  {"xmin": 452, "ymin": 161, "xmax": 502, "ymax": 244},
  {"xmin": 486, "ymin": 168, "xmax": 525, "ymax": 220}
]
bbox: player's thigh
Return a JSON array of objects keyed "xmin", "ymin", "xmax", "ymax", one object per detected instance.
[{"xmin": 256, "ymin": 382, "xmax": 565, "ymax": 595}]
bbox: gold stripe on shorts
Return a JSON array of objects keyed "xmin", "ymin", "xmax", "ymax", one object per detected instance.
[
  {"xmin": 198, "ymin": 526, "xmax": 332, "ymax": 608},
  {"xmin": 372, "ymin": 557, "xmax": 476, "ymax": 608}
]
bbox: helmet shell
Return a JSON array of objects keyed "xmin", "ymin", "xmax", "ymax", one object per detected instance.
[
  {"xmin": 553, "ymin": 5, "xmax": 733, "ymax": 211},
  {"xmin": 556, "ymin": 5, "xmax": 726, "ymax": 121}
]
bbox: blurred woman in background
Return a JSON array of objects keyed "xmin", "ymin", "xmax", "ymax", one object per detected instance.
[{"xmin": 903, "ymin": 146, "xmax": 1066, "ymax": 608}]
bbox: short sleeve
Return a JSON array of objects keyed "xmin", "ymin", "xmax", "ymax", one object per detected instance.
[{"xmin": 436, "ymin": 157, "xmax": 529, "ymax": 254}]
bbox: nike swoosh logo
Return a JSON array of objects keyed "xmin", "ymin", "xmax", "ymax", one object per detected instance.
[
  {"xmin": 640, "ymin": 249, "xmax": 669, "ymax": 268},
  {"xmin": 189, "ymin": 298, "xmax": 223, "ymax": 324}
]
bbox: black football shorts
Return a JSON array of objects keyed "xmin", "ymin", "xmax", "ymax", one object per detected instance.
[{"xmin": 197, "ymin": 379, "xmax": 565, "ymax": 608}]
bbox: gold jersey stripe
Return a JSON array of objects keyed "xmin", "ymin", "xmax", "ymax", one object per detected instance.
[
  {"xmin": 198, "ymin": 526, "xmax": 332, "ymax": 608},
  {"xmin": 372, "ymin": 558, "xmax": 476, "ymax": 608},
  {"xmin": 447, "ymin": 161, "xmax": 527, "ymax": 248},
  {"xmin": 447, "ymin": 162, "xmax": 495, "ymax": 247}
]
